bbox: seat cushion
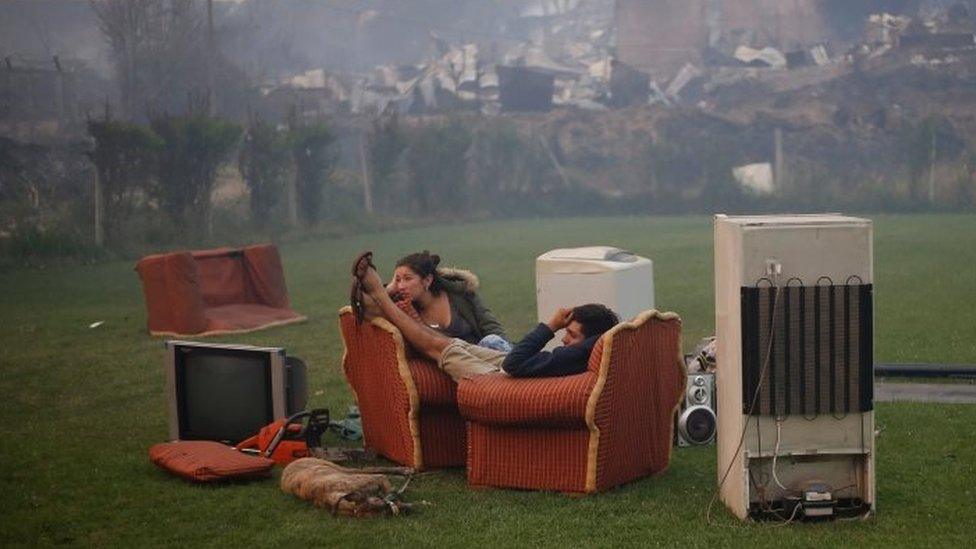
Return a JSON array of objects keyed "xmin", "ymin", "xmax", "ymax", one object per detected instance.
[
  {"xmin": 203, "ymin": 303, "xmax": 305, "ymax": 334},
  {"xmin": 149, "ymin": 440, "xmax": 275, "ymax": 482},
  {"xmin": 457, "ymin": 371, "xmax": 596, "ymax": 428}
]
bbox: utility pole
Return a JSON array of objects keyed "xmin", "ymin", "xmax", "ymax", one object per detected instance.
[
  {"xmin": 774, "ymin": 127, "xmax": 785, "ymax": 193},
  {"xmin": 53, "ymin": 56, "xmax": 64, "ymax": 125},
  {"xmin": 928, "ymin": 129, "xmax": 937, "ymax": 203},
  {"xmin": 125, "ymin": 2, "xmax": 136, "ymax": 121},
  {"xmin": 26, "ymin": 71, "xmax": 36, "ymax": 143},
  {"xmin": 287, "ymin": 171, "xmax": 299, "ymax": 227},
  {"xmin": 205, "ymin": 0, "xmax": 217, "ymax": 240},
  {"xmin": 539, "ymin": 134, "xmax": 571, "ymax": 189},
  {"xmin": 206, "ymin": 0, "xmax": 217, "ymax": 117},
  {"xmin": 359, "ymin": 132, "xmax": 373, "ymax": 214},
  {"xmin": 94, "ymin": 168, "xmax": 104, "ymax": 247}
]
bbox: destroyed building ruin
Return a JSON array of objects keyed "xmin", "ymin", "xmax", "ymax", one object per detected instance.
[
  {"xmin": 615, "ymin": 0, "xmax": 831, "ymax": 82},
  {"xmin": 2, "ymin": 0, "xmax": 974, "ymax": 219},
  {"xmin": 497, "ymin": 66, "xmax": 555, "ymax": 112}
]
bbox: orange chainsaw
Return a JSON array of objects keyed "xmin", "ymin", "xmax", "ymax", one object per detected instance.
[{"xmin": 236, "ymin": 409, "xmax": 330, "ymax": 466}]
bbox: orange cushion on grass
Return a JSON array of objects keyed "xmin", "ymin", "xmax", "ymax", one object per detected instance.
[{"xmin": 149, "ymin": 440, "xmax": 276, "ymax": 482}]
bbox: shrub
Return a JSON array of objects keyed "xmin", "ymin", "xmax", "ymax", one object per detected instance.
[
  {"xmin": 898, "ymin": 115, "xmax": 966, "ymax": 204},
  {"xmin": 367, "ymin": 107, "xmax": 407, "ymax": 214},
  {"xmin": 404, "ymin": 118, "xmax": 472, "ymax": 213},
  {"xmin": 150, "ymin": 115, "xmax": 241, "ymax": 238},
  {"xmin": 470, "ymin": 119, "xmax": 521, "ymax": 199},
  {"xmin": 86, "ymin": 118, "xmax": 162, "ymax": 243},
  {"xmin": 289, "ymin": 121, "xmax": 338, "ymax": 226},
  {"xmin": 239, "ymin": 119, "xmax": 288, "ymax": 231}
]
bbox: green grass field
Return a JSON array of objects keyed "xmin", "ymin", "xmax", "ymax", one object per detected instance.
[{"xmin": 1, "ymin": 214, "xmax": 974, "ymax": 547}]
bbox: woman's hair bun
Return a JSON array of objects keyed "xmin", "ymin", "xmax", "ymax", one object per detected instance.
[{"xmin": 396, "ymin": 250, "xmax": 442, "ymax": 279}]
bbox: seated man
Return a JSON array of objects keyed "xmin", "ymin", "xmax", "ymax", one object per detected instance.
[{"xmin": 354, "ymin": 253, "xmax": 619, "ymax": 382}]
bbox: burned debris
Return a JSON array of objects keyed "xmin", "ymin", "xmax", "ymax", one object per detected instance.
[{"xmin": 2, "ymin": 0, "xmax": 975, "ymax": 254}]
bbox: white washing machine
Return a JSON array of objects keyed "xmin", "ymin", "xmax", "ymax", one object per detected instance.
[{"xmin": 535, "ymin": 246, "xmax": 654, "ymax": 349}]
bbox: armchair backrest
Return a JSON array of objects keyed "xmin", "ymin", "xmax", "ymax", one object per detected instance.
[
  {"xmin": 588, "ymin": 310, "xmax": 683, "ymax": 387},
  {"xmin": 338, "ymin": 307, "xmax": 422, "ymax": 467},
  {"xmin": 191, "ymin": 244, "xmax": 291, "ymax": 308},
  {"xmin": 135, "ymin": 251, "xmax": 208, "ymax": 334},
  {"xmin": 584, "ymin": 310, "xmax": 686, "ymax": 490},
  {"xmin": 193, "ymin": 248, "xmax": 251, "ymax": 306}
]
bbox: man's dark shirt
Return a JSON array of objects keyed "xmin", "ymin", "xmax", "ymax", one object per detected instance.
[{"xmin": 501, "ymin": 323, "xmax": 598, "ymax": 378}]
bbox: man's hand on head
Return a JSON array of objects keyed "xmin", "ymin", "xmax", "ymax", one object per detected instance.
[{"xmin": 546, "ymin": 308, "xmax": 574, "ymax": 333}]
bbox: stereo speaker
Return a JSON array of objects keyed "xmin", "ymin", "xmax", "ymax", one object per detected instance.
[{"xmin": 676, "ymin": 373, "xmax": 716, "ymax": 446}]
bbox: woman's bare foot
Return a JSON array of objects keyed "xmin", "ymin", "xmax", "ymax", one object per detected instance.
[
  {"xmin": 350, "ymin": 251, "xmax": 376, "ymax": 324},
  {"xmin": 352, "ymin": 254, "xmax": 384, "ymax": 296},
  {"xmin": 350, "ymin": 252, "xmax": 451, "ymax": 360},
  {"xmin": 361, "ymin": 266, "xmax": 385, "ymax": 297}
]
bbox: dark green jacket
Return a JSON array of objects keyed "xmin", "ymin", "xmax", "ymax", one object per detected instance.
[{"xmin": 438, "ymin": 268, "xmax": 507, "ymax": 341}]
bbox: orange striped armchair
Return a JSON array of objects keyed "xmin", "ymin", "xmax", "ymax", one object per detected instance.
[
  {"xmin": 456, "ymin": 310, "xmax": 686, "ymax": 493},
  {"xmin": 338, "ymin": 306, "xmax": 466, "ymax": 470}
]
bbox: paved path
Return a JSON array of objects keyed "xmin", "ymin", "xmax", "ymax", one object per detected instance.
[{"xmin": 875, "ymin": 381, "xmax": 976, "ymax": 404}]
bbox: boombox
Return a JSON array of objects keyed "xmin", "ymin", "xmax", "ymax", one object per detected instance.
[{"xmin": 675, "ymin": 372, "xmax": 716, "ymax": 446}]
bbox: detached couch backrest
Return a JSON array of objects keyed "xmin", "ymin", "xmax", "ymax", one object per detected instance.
[
  {"xmin": 191, "ymin": 246, "xmax": 291, "ymax": 308},
  {"xmin": 135, "ymin": 244, "xmax": 304, "ymax": 337}
]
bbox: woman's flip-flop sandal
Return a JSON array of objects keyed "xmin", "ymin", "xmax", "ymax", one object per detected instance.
[{"xmin": 350, "ymin": 251, "xmax": 375, "ymax": 324}]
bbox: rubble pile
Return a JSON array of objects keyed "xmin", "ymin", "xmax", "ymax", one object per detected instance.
[
  {"xmin": 253, "ymin": 3, "xmax": 976, "ymax": 210},
  {"xmin": 262, "ymin": 0, "xmax": 616, "ymax": 116},
  {"xmin": 266, "ymin": 3, "xmax": 973, "ymax": 119},
  {"xmin": 504, "ymin": 2, "xmax": 976, "ymax": 206}
]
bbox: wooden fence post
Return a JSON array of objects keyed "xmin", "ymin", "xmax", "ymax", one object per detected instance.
[
  {"xmin": 359, "ymin": 132, "xmax": 373, "ymax": 214},
  {"xmin": 93, "ymin": 168, "xmax": 104, "ymax": 247}
]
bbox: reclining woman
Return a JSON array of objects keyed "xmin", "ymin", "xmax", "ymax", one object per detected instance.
[
  {"xmin": 387, "ymin": 251, "xmax": 512, "ymax": 352},
  {"xmin": 352, "ymin": 251, "xmax": 619, "ymax": 382}
]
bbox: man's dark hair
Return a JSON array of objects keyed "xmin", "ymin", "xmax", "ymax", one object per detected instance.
[{"xmin": 571, "ymin": 304, "xmax": 619, "ymax": 338}]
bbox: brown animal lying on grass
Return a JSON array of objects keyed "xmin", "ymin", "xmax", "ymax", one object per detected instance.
[{"xmin": 280, "ymin": 457, "xmax": 414, "ymax": 517}]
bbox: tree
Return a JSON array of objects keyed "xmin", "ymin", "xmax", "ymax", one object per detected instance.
[
  {"xmin": 367, "ymin": 107, "xmax": 407, "ymax": 214},
  {"xmin": 239, "ymin": 119, "xmax": 288, "ymax": 231},
  {"xmin": 471, "ymin": 119, "xmax": 517, "ymax": 197},
  {"xmin": 90, "ymin": 0, "xmax": 254, "ymax": 120},
  {"xmin": 404, "ymin": 118, "xmax": 472, "ymax": 213},
  {"xmin": 150, "ymin": 113, "xmax": 241, "ymax": 238},
  {"xmin": 90, "ymin": 0, "xmax": 202, "ymax": 120},
  {"xmin": 86, "ymin": 117, "xmax": 162, "ymax": 243},
  {"xmin": 900, "ymin": 115, "xmax": 965, "ymax": 204},
  {"xmin": 289, "ymin": 121, "xmax": 337, "ymax": 226}
]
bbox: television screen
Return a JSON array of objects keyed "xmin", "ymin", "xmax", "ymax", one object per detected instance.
[
  {"xmin": 177, "ymin": 347, "xmax": 274, "ymax": 443},
  {"xmin": 165, "ymin": 341, "xmax": 306, "ymax": 444}
]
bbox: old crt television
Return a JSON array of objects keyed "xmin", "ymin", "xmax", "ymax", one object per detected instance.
[{"xmin": 164, "ymin": 341, "xmax": 308, "ymax": 443}]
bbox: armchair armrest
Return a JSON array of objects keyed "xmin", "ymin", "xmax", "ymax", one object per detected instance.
[
  {"xmin": 135, "ymin": 251, "xmax": 207, "ymax": 335},
  {"xmin": 407, "ymin": 357, "xmax": 458, "ymax": 409},
  {"xmin": 242, "ymin": 244, "xmax": 291, "ymax": 308},
  {"xmin": 457, "ymin": 372, "xmax": 597, "ymax": 428}
]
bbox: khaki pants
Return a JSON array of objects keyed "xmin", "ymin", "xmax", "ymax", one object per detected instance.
[{"xmin": 438, "ymin": 338, "xmax": 508, "ymax": 382}]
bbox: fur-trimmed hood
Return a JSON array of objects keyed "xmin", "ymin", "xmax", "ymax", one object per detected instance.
[{"xmin": 438, "ymin": 267, "xmax": 479, "ymax": 294}]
